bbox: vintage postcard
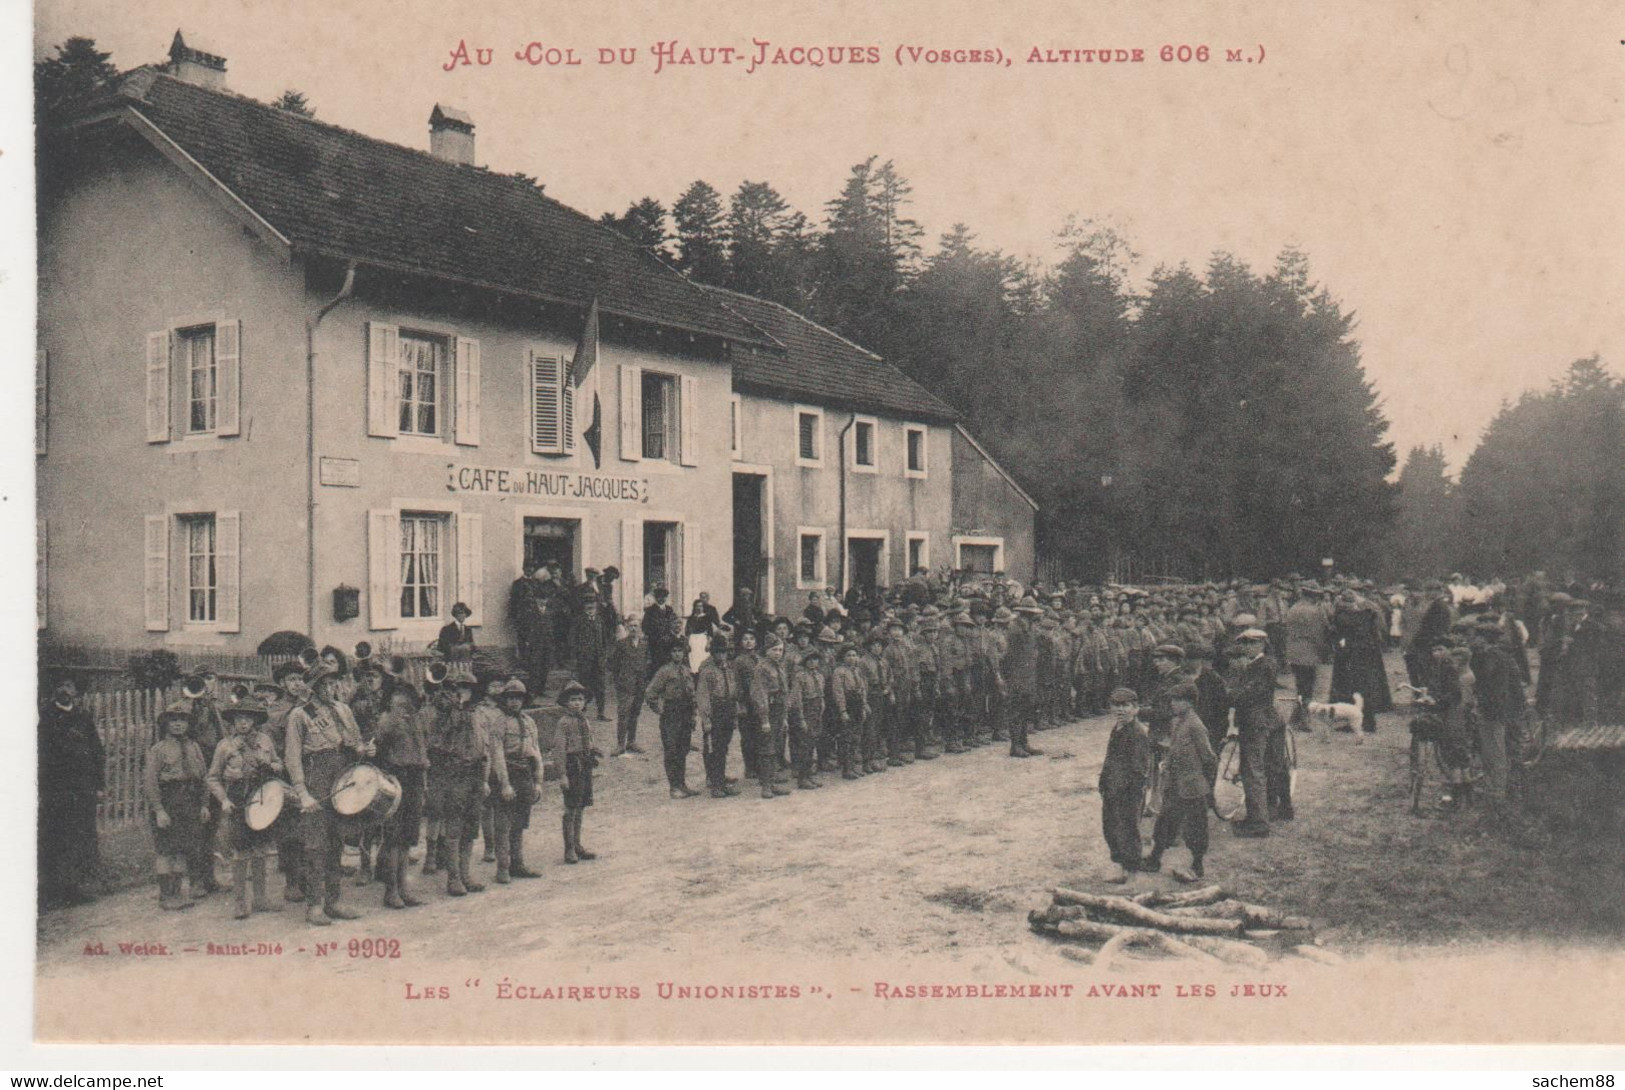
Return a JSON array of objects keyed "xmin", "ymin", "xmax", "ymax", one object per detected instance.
[{"xmin": 27, "ymin": 0, "xmax": 1625, "ymax": 1047}]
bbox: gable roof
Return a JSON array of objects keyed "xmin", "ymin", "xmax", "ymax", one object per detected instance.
[
  {"xmin": 82, "ymin": 71, "xmax": 771, "ymax": 348},
  {"xmin": 705, "ymin": 286, "xmax": 958, "ymax": 423}
]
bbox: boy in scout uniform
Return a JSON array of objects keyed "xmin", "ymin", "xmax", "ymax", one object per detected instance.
[
  {"xmin": 144, "ymin": 705, "xmax": 209, "ymax": 910},
  {"xmin": 609, "ymin": 616, "xmax": 649, "ymax": 757},
  {"xmin": 555, "ymin": 680, "xmax": 599, "ymax": 862},
  {"xmin": 646, "ymin": 642, "xmax": 701, "ymax": 798},
  {"xmin": 788, "ymin": 645, "xmax": 827, "ymax": 789},
  {"xmin": 882, "ymin": 619, "xmax": 916, "ymax": 765},
  {"xmin": 372, "ymin": 685, "xmax": 428, "ymax": 908},
  {"xmin": 831, "ymin": 644, "xmax": 871, "ymax": 780},
  {"xmin": 755, "ymin": 637, "xmax": 793, "ymax": 798},
  {"xmin": 481, "ymin": 679, "xmax": 542, "ymax": 883},
  {"xmin": 695, "ymin": 638, "xmax": 741, "ymax": 798},
  {"xmin": 285, "ymin": 662, "xmax": 372, "ymax": 925},
  {"xmin": 423, "ymin": 664, "xmax": 490, "ymax": 896},
  {"xmin": 206, "ymin": 698, "xmax": 285, "ymax": 919}
]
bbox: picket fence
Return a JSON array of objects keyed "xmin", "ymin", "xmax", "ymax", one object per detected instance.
[{"xmin": 85, "ymin": 687, "xmax": 168, "ymax": 833}]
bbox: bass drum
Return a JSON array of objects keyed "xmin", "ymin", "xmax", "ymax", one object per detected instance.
[
  {"xmin": 331, "ymin": 764, "xmax": 402, "ymax": 822},
  {"xmin": 1211, "ymin": 737, "xmax": 1246, "ymax": 821},
  {"xmin": 245, "ymin": 779, "xmax": 293, "ymax": 832}
]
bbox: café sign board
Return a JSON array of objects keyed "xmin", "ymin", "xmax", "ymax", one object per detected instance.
[{"xmin": 447, "ymin": 463, "xmax": 650, "ymax": 504}]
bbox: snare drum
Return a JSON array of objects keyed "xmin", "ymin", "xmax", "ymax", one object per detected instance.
[
  {"xmin": 245, "ymin": 779, "xmax": 293, "ymax": 832},
  {"xmin": 331, "ymin": 763, "xmax": 403, "ymax": 822}
]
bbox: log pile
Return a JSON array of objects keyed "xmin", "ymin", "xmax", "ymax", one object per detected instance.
[{"xmin": 1028, "ymin": 885, "xmax": 1338, "ymax": 968}]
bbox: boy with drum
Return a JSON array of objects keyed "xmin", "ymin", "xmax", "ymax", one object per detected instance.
[
  {"xmin": 285, "ymin": 662, "xmax": 372, "ymax": 926},
  {"xmin": 144, "ymin": 705, "xmax": 209, "ymax": 910},
  {"xmin": 206, "ymin": 698, "xmax": 285, "ymax": 919}
]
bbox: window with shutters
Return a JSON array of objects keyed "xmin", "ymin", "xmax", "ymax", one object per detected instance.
[
  {"xmin": 400, "ymin": 512, "xmax": 447, "ymax": 620},
  {"xmin": 398, "ymin": 332, "xmax": 445, "ymax": 437},
  {"xmin": 529, "ymin": 351, "xmax": 576, "ymax": 456},
  {"xmin": 794, "ymin": 405, "xmax": 824, "ymax": 468},
  {"xmin": 905, "ymin": 424, "xmax": 929, "ymax": 478},
  {"xmin": 179, "ymin": 326, "xmax": 217, "ymax": 434},
  {"xmin": 851, "ymin": 416, "xmax": 878, "ymax": 473},
  {"xmin": 642, "ymin": 371, "xmax": 679, "ymax": 462},
  {"xmin": 181, "ymin": 514, "xmax": 217, "ymax": 623},
  {"xmin": 797, "ymin": 528, "xmax": 826, "ymax": 590}
]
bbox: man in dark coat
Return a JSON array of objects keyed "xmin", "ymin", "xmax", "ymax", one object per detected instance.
[
  {"xmin": 1226, "ymin": 630, "xmax": 1278, "ymax": 836},
  {"xmin": 507, "ymin": 562, "xmax": 554, "ymax": 697},
  {"xmin": 724, "ymin": 587, "xmax": 764, "ymax": 647},
  {"xmin": 642, "ymin": 586, "xmax": 680, "ymax": 680},
  {"xmin": 1405, "ymin": 583, "xmax": 1454, "ymax": 689},
  {"xmin": 1330, "ymin": 590, "xmax": 1392, "ymax": 732},
  {"xmin": 39, "ymin": 674, "xmax": 105, "ymax": 908}
]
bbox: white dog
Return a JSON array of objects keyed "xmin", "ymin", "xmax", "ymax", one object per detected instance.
[{"xmin": 1306, "ymin": 693, "xmax": 1365, "ymax": 742}]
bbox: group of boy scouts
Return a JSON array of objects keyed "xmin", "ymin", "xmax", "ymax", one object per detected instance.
[{"xmin": 38, "ymin": 562, "xmax": 1621, "ymax": 920}]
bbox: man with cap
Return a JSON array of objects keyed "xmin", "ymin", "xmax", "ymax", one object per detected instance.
[
  {"xmin": 1098, "ymin": 688, "xmax": 1151, "ymax": 883},
  {"xmin": 999, "ymin": 605, "xmax": 1042, "ymax": 758},
  {"xmin": 207, "ymin": 696, "xmax": 285, "ymax": 919},
  {"xmin": 572, "ymin": 588, "xmax": 611, "ymax": 721},
  {"xmin": 882, "ymin": 618, "xmax": 917, "ymax": 765},
  {"xmin": 1470, "ymin": 620, "xmax": 1526, "ymax": 803},
  {"xmin": 1226, "ymin": 629, "xmax": 1279, "ymax": 836},
  {"xmin": 285, "ymin": 662, "xmax": 373, "ymax": 924},
  {"xmin": 857, "ymin": 633, "xmax": 893, "ymax": 774},
  {"xmin": 724, "ymin": 586, "xmax": 764, "ymax": 647},
  {"xmin": 38, "ymin": 672, "xmax": 105, "ymax": 909},
  {"xmin": 509, "ymin": 561, "xmax": 554, "ymax": 697},
  {"xmin": 1141, "ymin": 643, "xmax": 1186, "ymax": 814},
  {"xmin": 910, "ymin": 612, "xmax": 941, "ymax": 759},
  {"xmin": 642, "ymin": 586, "xmax": 681, "ymax": 682},
  {"xmin": 695, "ymin": 637, "xmax": 741, "ymax": 797},
  {"xmin": 1142, "ymin": 682, "xmax": 1217, "ymax": 883},
  {"xmin": 478, "ymin": 679, "xmax": 541, "ymax": 883},
  {"xmin": 753, "ymin": 636, "xmax": 793, "ymax": 797},
  {"xmin": 609, "ymin": 615, "xmax": 649, "ymax": 756},
  {"xmin": 1284, "ymin": 585, "xmax": 1330, "ymax": 707},
  {"xmin": 646, "ymin": 642, "xmax": 700, "ymax": 798}
]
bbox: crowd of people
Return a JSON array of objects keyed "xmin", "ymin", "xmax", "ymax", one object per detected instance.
[{"xmin": 35, "ymin": 562, "xmax": 1623, "ymax": 920}]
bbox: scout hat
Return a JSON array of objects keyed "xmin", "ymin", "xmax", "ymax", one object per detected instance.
[
  {"xmin": 991, "ymin": 607, "xmax": 1015, "ymax": 624},
  {"xmin": 1152, "ymin": 643, "xmax": 1186, "ymax": 660},
  {"xmin": 1108, "ymin": 687, "xmax": 1139, "ymax": 705},
  {"xmin": 1014, "ymin": 597, "xmax": 1044, "ymax": 615},
  {"xmin": 304, "ymin": 661, "xmax": 340, "ymax": 687},
  {"xmin": 500, "ymin": 678, "xmax": 528, "ymax": 697},
  {"xmin": 557, "ymin": 679, "xmax": 590, "ymax": 704},
  {"xmin": 1231, "ymin": 613, "xmax": 1259, "ymax": 628},
  {"xmin": 157, "ymin": 702, "xmax": 193, "ymax": 728},
  {"xmin": 816, "ymin": 625, "xmax": 843, "ymax": 644},
  {"xmin": 1236, "ymin": 628, "xmax": 1269, "ymax": 643},
  {"xmin": 451, "ymin": 601, "xmax": 472, "ymax": 619},
  {"xmin": 222, "ymin": 698, "xmax": 269, "ymax": 724},
  {"xmin": 764, "ymin": 634, "xmax": 785, "ymax": 650},
  {"xmin": 951, "ymin": 613, "xmax": 976, "ymax": 627}
]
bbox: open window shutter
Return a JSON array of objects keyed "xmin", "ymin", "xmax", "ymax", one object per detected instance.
[
  {"xmin": 215, "ymin": 319, "xmax": 241, "ymax": 436},
  {"xmin": 146, "ymin": 332, "xmax": 171, "ymax": 443},
  {"xmin": 529, "ymin": 353, "xmax": 563, "ymax": 454},
  {"xmin": 367, "ymin": 323, "xmax": 400, "ymax": 438},
  {"xmin": 563, "ymin": 374, "xmax": 578, "ymax": 454},
  {"xmin": 454, "ymin": 336, "xmax": 481, "ymax": 446},
  {"xmin": 35, "ymin": 349, "xmax": 46, "ymax": 455},
  {"xmin": 621, "ymin": 518, "xmax": 644, "ymax": 618},
  {"xmin": 144, "ymin": 514, "xmax": 169, "ymax": 631},
  {"xmin": 215, "ymin": 509, "xmax": 241, "ymax": 632},
  {"xmin": 368, "ymin": 508, "xmax": 400, "ymax": 629},
  {"xmin": 36, "ymin": 519, "xmax": 46, "ymax": 630},
  {"xmin": 679, "ymin": 374, "xmax": 700, "ymax": 466},
  {"xmin": 618, "ymin": 364, "xmax": 642, "ymax": 462},
  {"xmin": 681, "ymin": 522, "xmax": 701, "ymax": 612},
  {"xmin": 456, "ymin": 512, "xmax": 484, "ymax": 626}
]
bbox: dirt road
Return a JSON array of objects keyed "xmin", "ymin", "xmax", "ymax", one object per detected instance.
[{"xmin": 39, "ymin": 660, "xmax": 1625, "ymax": 978}]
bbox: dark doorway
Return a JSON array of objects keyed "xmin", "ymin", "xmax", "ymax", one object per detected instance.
[
  {"xmin": 732, "ymin": 473, "xmax": 766, "ymax": 605},
  {"xmin": 848, "ymin": 537, "xmax": 883, "ymax": 600},
  {"xmin": 644, "ymin": 521, "xmax": 678, "ymax": 603},
  {"xmin": 523, "ymin": 517, "xmax": 578, "ymax": 576}
]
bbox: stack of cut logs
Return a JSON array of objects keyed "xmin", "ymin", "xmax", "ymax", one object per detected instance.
[{"xmin": 1028, "ymin": 885, "xmax": 1342, "ymax": 969}]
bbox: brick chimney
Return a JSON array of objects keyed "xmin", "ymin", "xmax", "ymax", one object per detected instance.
[
  {"xmin": 168, "ymin": 30, "xmax": 227, "ymax": 89},
  {"xmin": 429, "ymin": 104, "xmax": 476, "ymax": 166}
]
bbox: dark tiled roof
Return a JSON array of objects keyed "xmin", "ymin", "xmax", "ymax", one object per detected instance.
[
  {"xmin": 706, "ymin": 287, "xmax": 958, "ymax": 423},
  {"xmin": 105, "ymin": 72, "xmax": 770, "ymax": 347}
]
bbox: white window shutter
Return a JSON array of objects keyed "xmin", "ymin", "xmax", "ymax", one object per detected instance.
[
  {"xmin": 619, "ymin": 364, "xmax": 642, "ymax": 462},
  {"xmin": 454, "ymin": 336, "xmax": 481, "ymax": 446},
  {"xmin": 367, "ymin": 323, "xmax": 400, "ymax": 438},
  {"xmin": 144, "ymin": 514, "xmax": 169, "ymax": 631},
  {"xmin": 35, "ymin": 349, "xmax": 46, "ymax": 456},
  {"xmin": 681, "ymin": 522, "xmax": 701, "ymax": 611},
  {"xmin": 563, "ymin": 375, "xmax": 577, "ymax": 454},
  {"xmin": 215, "ymin": 509, "xmax": 241, "ymax": 632},
  {"xmin": 679, "ymin": 374, "xmax": 700, "ymax": 467},
  {"xmin": 146, "ymin": 332, "xmax": 171, "ymax": 444},
  {"xmin": 368, "ymin": 508, "xmax": 401, "ymax": 629},
  {"xmin": 530, "ymin": 353, "xmax": 562, "ymax": 454},
  {"xmin": 621, "ymin": 518, "xmax": 644, "ymax": 619},
  {"xmin": 36, "ymin": 519, "xmax": 46, "ymax": 630},
  {"xmin": 215, "ymin": 319, "xmax": 241, "ymax": 437},
  {"xmin": 456, "ymin": 512, "xmax": 484, "ymax": 626}
]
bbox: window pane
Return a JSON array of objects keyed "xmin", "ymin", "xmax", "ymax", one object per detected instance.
[
  {"xmin": 856, "ymin": 422, "xmax": 873, "ymax": 465},
  {"xmin": 801, "ymin": 535, "xmax": 819, "ymax": 583},
  {"xmin": 908, "ymin": 430, "xmax": 924, "ymax": 471}
]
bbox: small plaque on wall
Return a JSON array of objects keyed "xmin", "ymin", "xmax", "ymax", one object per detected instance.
[{"xmin": 319, "ymin": 457, "xmax": 361, "ymax": 487}]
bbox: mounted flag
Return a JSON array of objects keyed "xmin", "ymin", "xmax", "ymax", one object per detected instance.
[{"xmin": 570, "ymin": 298, "xmax": 602, "ymax": 469}]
